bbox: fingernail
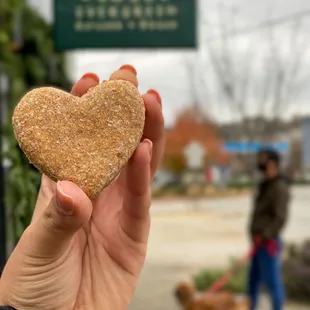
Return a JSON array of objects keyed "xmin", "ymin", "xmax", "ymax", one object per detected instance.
[
  {"xmin": 119, "ymin": 64, "xmax": 137, "ymax": 76},
  {"xmin": 143, "ymin": 139, "xmax": 153, "ymax": 157},
  {"xmin": 56, "ymin": 182, "xmax": 74, "ymax": 215},
  {"xmin": 147, "ymin": 89, "xmax": 162, "ymax": 105},
  {"xmin": 81, "ymin": 73, "xmax": 100, "ymax": 83}
]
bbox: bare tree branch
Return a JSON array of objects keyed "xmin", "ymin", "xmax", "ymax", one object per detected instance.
[
  {"xmin": 203, "ymin": 4, "xmax": 309, "ymax": 128},
  {"xmin": 283, "ymin": 19, "xmax": 309, "ymax": 108}
]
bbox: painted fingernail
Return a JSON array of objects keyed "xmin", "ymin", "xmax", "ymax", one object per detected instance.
[
  {"xmin": 81, "ymin": 73, "xmax": 100, "ymax": 83},
  {"xmin": 56, "ymin": 181, "xmax": 74, "ymax": 215},
  {"xmin": 143, "ymin": 139, "xmax": 153, "ymax": 157},
  {"xmin": 147, "ymin": 89, "xmax": 162, "ymax": 105},
  {"xmin": 119, "ymin": 64, "xmax": 137, "ymax": 76}
]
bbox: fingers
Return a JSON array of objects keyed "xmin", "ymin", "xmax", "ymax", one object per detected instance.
[
  {"xmin": 109, "ymin": 64, "xmax": 164, "ymax": 179},
  {"xmin": 142, "ymin": 91, "xmax": 165, "ymax": 179},
  {"xmin": 109, "ymin": 64, "xmax": 138, "ymax": 87},
  {"xmin": 72, "ymin": 66, "xmax": 139, "ymax": 96},
  {"xmin": 28, "ymin": 181, "xmax": 92, "ymax": 258},
  {"xmin": 120, "ymin": 140, "xmax": 152, "ymax": 243},
  {"xmin": 71, "ymin": 73, "xmax": 100, "ymax": 97}
]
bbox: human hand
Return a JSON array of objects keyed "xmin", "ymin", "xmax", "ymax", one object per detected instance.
[
  {"xmin": 252, "ymin": 235, "xmax": 278, "ymax": 256},
  {"xmin": 0, "ymin": 65, "xmax": 165, "ymax": 310},
  {"xmin": 266, "ymin": 239, "xmax": 278, "ymax": 257}
]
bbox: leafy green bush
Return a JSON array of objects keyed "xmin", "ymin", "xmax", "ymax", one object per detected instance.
[{"xmin": 1, "ymin": 0, "xmax": 71, "ymax": 246}]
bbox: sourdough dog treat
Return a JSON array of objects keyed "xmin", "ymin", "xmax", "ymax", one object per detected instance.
[{"xmin": 12, "ymin": 80, "xmax": 145, "ymax": 198}]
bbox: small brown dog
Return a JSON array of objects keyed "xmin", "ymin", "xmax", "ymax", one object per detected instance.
[{"xmin": 175, "ymin": 282, "xmax": 249, "ymax": 310}]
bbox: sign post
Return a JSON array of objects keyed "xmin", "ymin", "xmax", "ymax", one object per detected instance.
[
  {"xmin": 183, "ymin": 141, "xmax": 205, "ymax": 170},
  {"xmin": 53, "ymin": 0, "xmax": 197, "ymax": 51},
  {"xmin": 182, "ymin": 141, "xmax": 206, "ymax": 185},
  {"xmin": 183, "ymin": 141, "xmax": 206, "ymax": 210}
]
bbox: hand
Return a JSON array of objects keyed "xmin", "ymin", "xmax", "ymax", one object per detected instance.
[
  {"xmin": 266, "ymin": 239, "xmax": 278, "ymax": 257},
  {"xmin": 0, "ymin": 65, "xmax": 165, "ymax": 310}
]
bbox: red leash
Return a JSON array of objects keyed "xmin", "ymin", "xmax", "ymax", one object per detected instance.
[
  {"xmin": 207, "ymin": 246, "xmax": 257, "ymax": 293},
  {"xmin": 206, "ymin": 237, "xmax": 279, "ymax": 293}
]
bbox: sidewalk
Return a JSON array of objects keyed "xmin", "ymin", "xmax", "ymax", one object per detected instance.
[{"xmin": 129, "ymin": 188, "xmax": 310, "ymax": 310}]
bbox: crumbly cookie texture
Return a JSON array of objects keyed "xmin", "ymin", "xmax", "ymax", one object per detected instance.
[{"xmin": 13, "ymin": 80, "xmax": 145, "ymax": 199}]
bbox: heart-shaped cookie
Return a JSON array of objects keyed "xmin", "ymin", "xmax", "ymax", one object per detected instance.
[{"xmin": 13, "ymin": 79, "xmax": 145, "ymax": 198}]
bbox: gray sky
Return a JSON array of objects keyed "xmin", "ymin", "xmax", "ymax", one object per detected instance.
[{"xmin": 28, "ymin": 0, "xmax": 310, "ymax": 126}]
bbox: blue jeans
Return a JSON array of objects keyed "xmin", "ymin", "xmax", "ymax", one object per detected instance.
[{"xmin": 247, "ymin": 239, "xmax": 285, "ymax": 310}]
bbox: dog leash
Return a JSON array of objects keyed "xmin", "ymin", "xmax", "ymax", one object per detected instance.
[{"xmin": 207, "ymin": 246, "xmax": 257, "ymax": 293}]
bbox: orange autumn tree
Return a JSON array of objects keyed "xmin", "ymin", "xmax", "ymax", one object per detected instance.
[
  {"xmin": 163, "ymin": 109, "xmax": 230, "ymax": 174},
  {"xmin": 162, "ymin": 153, "xmax": 186, "ymax": 174}
]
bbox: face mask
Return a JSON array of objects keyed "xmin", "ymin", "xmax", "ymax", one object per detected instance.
[{"xmin": 257, "ymin": 162, "xmax": 267, "ymax": 171}]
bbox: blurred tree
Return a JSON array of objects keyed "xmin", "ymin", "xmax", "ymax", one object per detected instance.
[
  {"xmin": 203, "ymin": 4, "xmax": 310, "ymax": 134},
  {"xmin": 1, "ymin": 0, "xmax": 72, "ymax": 247},
  {"xmin": 198, "ymin": 3, "xmax": 310, "ymax": 177},
  {"xmin": 162, "ymin": 108, "xmax": 230, "ymax": 175},
  {"xmin": 162, "ymin": 153, "xmax": 186, "ymax": 175},
  {"xmin": 206, "ymin": 4, "xmax": 310, "ymax": 136}
]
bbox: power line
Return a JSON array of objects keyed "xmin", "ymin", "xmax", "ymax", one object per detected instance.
[{"xmin": 205, "ymin": 9, "xmax": 310, "ymax": 41}]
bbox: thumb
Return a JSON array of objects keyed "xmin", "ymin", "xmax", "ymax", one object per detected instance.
[{"xmin": 28, "ymin": 181, "xmax": 92, "ymax": 258}]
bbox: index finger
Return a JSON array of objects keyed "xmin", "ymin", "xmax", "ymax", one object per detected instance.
[
  {"xmin": 71, "ymin": 73, "xmax": 100, "ymax": 96},
  {"xmin": 109, "ymin": 66, "xmax": 164, "ymax": 178},
  {"xmin": 142, "ymin": 92, "xmax": 165, "ymax": 178},
  {"xmin": 109, "ymin": 64, "xmax": 138, "ymax": 87}
]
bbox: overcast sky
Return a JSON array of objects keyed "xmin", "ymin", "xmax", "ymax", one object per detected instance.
[{"xmin": 28, "ymin": 0, "xmax": 310, "ymax": 126}]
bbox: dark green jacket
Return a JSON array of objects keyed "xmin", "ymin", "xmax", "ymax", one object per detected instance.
[{"xmin": 249, "ymin": 176, "xmax": 290, "ymax": 240}]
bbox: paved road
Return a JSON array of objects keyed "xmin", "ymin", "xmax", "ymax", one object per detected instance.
[{"xmin": 129, "ymin": 186, "xmax": 310, "ymax": 310}]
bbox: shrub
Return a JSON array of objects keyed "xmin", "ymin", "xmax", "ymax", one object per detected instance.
[
  {"xmin": 152, "ymin": 184, "xmax": 188, "ymax": 197},
  {"xmin": 2, "ymin": 0, "xmax": 72, "ymax": 246},
  {"xmin": 193, "ymin": 242, "xmax": 310, "ymax": 304},
  {"xmin": 227, "ymin": 180, "xmax": 253, "ymax": 190},
  {"xmin": 193, "ymin": 258, "xmax": 248, "ymax": 294},
  {"xmin": 283, "ymin": 240, "xmax": 310, "ymax": 302},
  {"xmin": 162, "ymin": 153, "xmax": 186, "ymax": 174}
]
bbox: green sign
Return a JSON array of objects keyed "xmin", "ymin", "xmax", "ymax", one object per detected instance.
[{"xmin": 53, "ymin": 0, "xmax": 197, "ymax": 51}]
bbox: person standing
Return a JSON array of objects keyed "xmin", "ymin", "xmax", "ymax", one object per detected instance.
[{"xmin": 248, "ymin": 148, "xmax": 290, "ymax": 310}]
